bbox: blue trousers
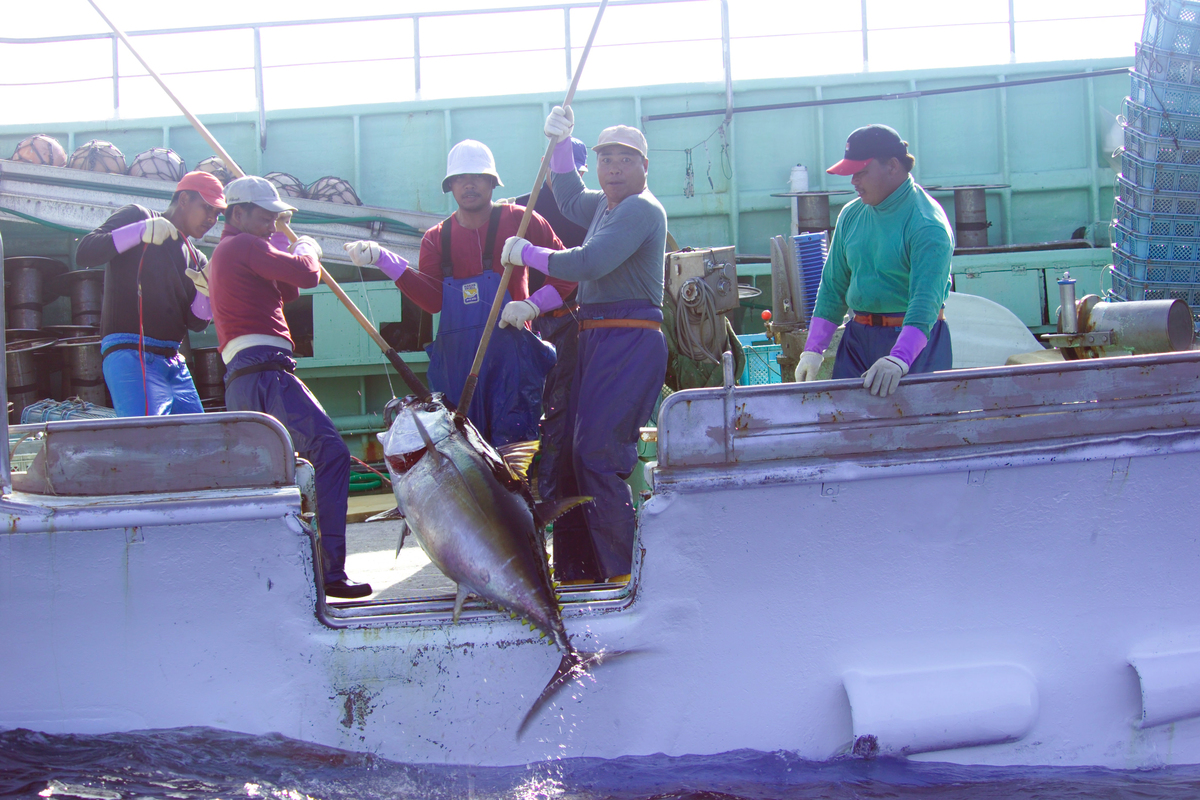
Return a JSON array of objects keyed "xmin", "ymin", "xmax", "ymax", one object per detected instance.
[
  {"xmin": 532, "ymin": 312, "xmax": 579, "ymax": 504},
  {"xmin": 832, "ymin": 319, "xmax": 953, "ymax": 379},
  {"xmin": 223, "ymin": 346, "xmax": 351, "ymax": 583},
  {"xmin": 552, "ymin": 301, "xmax": 667, "ymax": 581},
  {"xmin": 101, "ymin": 333, "xmax": 203, "ymax": 417}
]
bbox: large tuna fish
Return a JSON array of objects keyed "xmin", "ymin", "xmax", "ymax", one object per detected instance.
[{"xmin": 376, "ymin": 393, "xmax": 602, "ymax": 733}]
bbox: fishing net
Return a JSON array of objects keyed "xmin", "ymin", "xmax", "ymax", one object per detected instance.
[
  {"xmin": 307, "ymin": 176, "xmax": 362, "ymax": 205},
  {"xmin": 11, "ymin": 134, "xmax": 66, "ymax": 167},
  {"xmin": 67, "ymin": 140, "xmax": 126, "ymax": 174},
  {"xmin": 266, "ymin": 172, "xmax": 307, "ymax": 199},
  {"xmin": 194, "ymin": 155, "xmax": 234, "ymax": 185},
  {"xmin": 127, "ymin": 148, "xmax": 187, "ymax": 182}
]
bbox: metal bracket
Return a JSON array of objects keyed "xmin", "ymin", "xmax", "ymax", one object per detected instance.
[{"xmin": 1040, "ymin": 330, "xmax": 1114, "ymax": 348}]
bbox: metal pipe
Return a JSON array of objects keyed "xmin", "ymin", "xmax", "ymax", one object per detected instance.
[
  {"xmin": 1088, "ymin": 299, "xmax": 1195, "ymax": 354},
  {"xmin": 954, "ymin": 188, "xmax": 990, "ymax": 248},
  {"xmin": 1058, "ymin": 273, "xmax": 1078, "ymax": 334},
  {"xmin": 642, "ymin": 67, "xmax": 1131, "ymax": 123}
]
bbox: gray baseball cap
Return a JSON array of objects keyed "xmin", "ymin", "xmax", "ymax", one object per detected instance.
[{"xmin": 224, "ymin": 175, "xmax": 297, "ymax": 213}]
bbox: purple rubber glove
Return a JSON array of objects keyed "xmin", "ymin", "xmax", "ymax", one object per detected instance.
[
  {"xmin": 803, "ymin": 316, "xmax": 838, "ymax": 354},
  {"xmin": 111, "ymin": 220, "xmax": 146, "ymax": 254},
  {"xmin": 550, "ymin": 138, "xmax": 576, "ymax": 174},
  {"xmin": 527, "ymin": 283, "xmax": 564, "ymax": 314},
  {"xmin": 376, "ymin": 248, "xmax": 409, "ymax": 281},
  {"xmin": 268, "ymin": 232, "xmax": 290, "ymax": 251},
  {"xmin": 521, "ymin": 243, "xmax": 552, "ymax": 275},
  {"xmin": 190, "ymin": 291, "xmax": 212, "ymax": 321},
  {"xmin": 889, "ymin": 325, "xmax": 928, "ymax": 367}
]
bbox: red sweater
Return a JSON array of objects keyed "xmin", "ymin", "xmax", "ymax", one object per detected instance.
[
  {"xmin": 209, "ymin": 224, "xmax": 321, "ymax": 351},
  {"xmin": 404, "ymin": 204, "xmax": 575, "ymax": 313}
]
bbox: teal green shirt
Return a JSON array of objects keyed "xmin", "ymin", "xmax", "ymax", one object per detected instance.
[{"xmin": 812, "ymin": 175, "xmax": 953, "ymax": 335}]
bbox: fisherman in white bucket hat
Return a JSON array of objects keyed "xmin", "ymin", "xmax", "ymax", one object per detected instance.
[{"xmin": 343, "ymin": 140, "xmax": 575, "ymax": 446}]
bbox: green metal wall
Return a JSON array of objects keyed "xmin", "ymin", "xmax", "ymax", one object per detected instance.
[{"xmin": 0, "ymin": 56, "xmax": 1131, "ymax": 256}]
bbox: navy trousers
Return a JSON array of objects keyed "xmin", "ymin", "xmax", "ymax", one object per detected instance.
[
  {"xmin": 832, "ymin": 319, "xmax": 953, "ymax": 379},
  {"xmin": 552, "ymin": 300, "xmax": 667, "ymax": 582},
  {"xmin": 223, "ymin": 346, "xmax": 351, "ymax": 583}
]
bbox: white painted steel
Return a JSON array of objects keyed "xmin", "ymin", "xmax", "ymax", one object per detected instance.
[
  {"xmin": 2, "ymin": 354, "xmax": 1200, "ymax": 768},
  {"xmin": 1131, "ymin": 649, "xmax": 1200, "ymax": 729},
  {"xmin": 843, "ymin": 664, "xmax": 1039, "ymax": 755}
]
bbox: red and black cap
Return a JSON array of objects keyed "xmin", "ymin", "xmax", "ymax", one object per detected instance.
[{"xmin": 826, "ymin": 124, "xmax": 909, "ymax": 176}]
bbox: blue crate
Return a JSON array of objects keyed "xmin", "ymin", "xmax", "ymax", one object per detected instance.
[
  {"xmin": 1123, "ymin": 97, "xmax": 1200, "ymax": 142},
  {"xmin": 1112, "ymin": 247, "xmax": 1200, "ymax": 283},
  {"xmin": 1131, "ymin": 71, "xmax": 1200, "ymax": 115},
  {"xmin": 1117, "ymin": 175, "xmax": 1200, "ymax": 215},
  {"xmin": 1143, "ymin": 0, "xmax": 1200, "ymax": 55},
  {"xmin": 1123, "ymin": 123, "xmax": 1200, "ymax": 165},
  {"xmin": 1122, "ymin": 149, "xmax": 1200, "ymax": 192},
  {"xmin": 1112, "ymin": 221, "xmax": 1200, "ymax": 261},
  {"xmin": 1136, "ymin": 41, "xmax": 1200, "ymax": 88},
  {"xmin": 740, "ymin": 340, "xmax": 782, "ymax": 385},
  {"xmin": 793, "ymin": 231, "xmax": 828, "ymax": 319},
  {"xmin": 1113, "ymin": 198, "xmax": 1200, "ymax": 238}
]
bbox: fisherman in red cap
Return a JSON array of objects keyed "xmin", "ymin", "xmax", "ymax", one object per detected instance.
[
  {"xmin": 76, "ymin": 170, "xmax": 226, "ymax": 416},
  {"xmin": 792, "ymin": 124, "xmax": 954, "ymax": 397}
]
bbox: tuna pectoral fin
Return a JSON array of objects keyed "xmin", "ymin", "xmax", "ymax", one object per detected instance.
[
  {"xmin": 453, "ymin": 583, "xmax": 470, "ymax": 623},
  {"xmin": 394, "ymin": 519, "xmax": 409, "ymax": 558},
  {"xmin": 516, "ymin": 649, "xmax": 612, "ymax": 738},
  {"xmin": 366, "ymin": 506, "xmax": 404, "ymax": 523},
  {"xmin": 535, "ymin": 496, "xmax": 594, "ymax": 526}
]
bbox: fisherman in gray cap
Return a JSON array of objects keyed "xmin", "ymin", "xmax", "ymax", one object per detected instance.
[
  {"xmin": 501, "ymin": 107, "xmax": 668, "ymax": 585},
  {"xmin": 208, "ymin": 175, "xmax": 372, "ymax": 600}
]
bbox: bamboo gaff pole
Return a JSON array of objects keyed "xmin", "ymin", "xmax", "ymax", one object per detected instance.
[
  {"xmin": 87, "ymin": 0, "xmax": 431, "ymax": 400},
  {"xmin": 455, "ymin": 0, "xmax": 608, "ymax": 421}
]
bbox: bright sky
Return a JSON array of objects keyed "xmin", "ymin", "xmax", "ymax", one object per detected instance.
[{"xmin": 0, "ymin": 0, "xmax": 1144, "ymax": 125}]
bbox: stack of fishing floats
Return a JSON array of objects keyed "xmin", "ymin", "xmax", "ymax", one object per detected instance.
[
  {"xmin": 6, "ymin": 136, "xmax": 362, "ymax": 203},
  {"xmin": 1114, "ymin": 0, "xmax": 1200, "ymax": 328}
]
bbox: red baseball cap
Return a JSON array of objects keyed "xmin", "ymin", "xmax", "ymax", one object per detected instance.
[
  {"xmin": 176, "ymin": 171, "xmax": 227, "ymax": 209},
  {"xmin": 826, "ymin": 124, "xmax": 909, "ymax": 176}
]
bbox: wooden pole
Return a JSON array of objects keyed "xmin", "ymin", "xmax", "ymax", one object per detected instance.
[
  {"xmin": 455, "ymin": 0, "xmax": 608, "ymax": 421},
  {"xmin": 87, "ymin": 0, "xmax": 430, "ymax": 400}
]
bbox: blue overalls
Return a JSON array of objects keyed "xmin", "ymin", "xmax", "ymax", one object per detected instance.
[
  {"xmin": 101, "ymin": 334, "xmax": 204, "ymax": 417},
  {"xmin": 424, "ymin": 206, "xmax": 556, "ymax": 447}
]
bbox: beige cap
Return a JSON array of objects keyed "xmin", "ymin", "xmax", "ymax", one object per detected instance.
[{"xmin": 592, "ymin": 125, "xmax": 648, "ymax": 159}]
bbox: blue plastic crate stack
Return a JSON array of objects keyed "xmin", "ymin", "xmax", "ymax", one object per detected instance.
[{"xmin": 1116, "ymin": 0, "xmax": 1200, "ymax": 326}]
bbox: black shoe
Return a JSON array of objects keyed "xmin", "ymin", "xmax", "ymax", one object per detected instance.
[{"xmin": 325, "ymin": 579, "xmax": 373, "ymax": 599}]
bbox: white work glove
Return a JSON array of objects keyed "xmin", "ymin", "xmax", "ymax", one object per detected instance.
[
  {"xmin": 343, "ymin": 240, "xmax": 380, "ymax": 267},
  {"xmin": 862, "ymin": 355, "xmax": 909, "ymax": 397},
  {"xmin": 499, "ymin": 299, "xmax": 539, "ymax": 329},
  {"xmin": 544, "ymin": 105, "xmax": 575, "ymax": 143},
  {"xmin": 185, "ymin": 266, "xmax": 210, "ymax": 297},
  {"xmin": 143, "ymin": 216, "xmax": 179, "ymax": 245},
  {"xmin": 793, "ymin": 350, "xmax": 824, "ymax": 382},
  {"xmin": 291, "ymin": 235, "xmax": 323, "ymax": 260},
  {"xmin": 502, "ymin": 235, "xmax": 531, "ymax": 267},
  {"xmin": 274, "ymin": 210, "xmax": 293, "ymax": 233}
]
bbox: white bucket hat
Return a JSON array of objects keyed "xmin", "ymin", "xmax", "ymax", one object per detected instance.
[{"xmin": 442, "ymin": 140, "xmax": 503, "ymax": 193}]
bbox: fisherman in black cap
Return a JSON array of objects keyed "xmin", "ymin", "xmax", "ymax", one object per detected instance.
[{"xmin": 793, "ymin": 124, "xmax": 953, "ymax": 397}]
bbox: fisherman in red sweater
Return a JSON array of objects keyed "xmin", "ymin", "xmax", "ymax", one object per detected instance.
[{"xmin": 208, "ymin": 175, "xmax": 371, "ymax": 600}]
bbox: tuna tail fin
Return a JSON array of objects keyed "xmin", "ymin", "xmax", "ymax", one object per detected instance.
[{"xmin": 516, "ymin": 648, "xmax": 623, "ymax": 738}]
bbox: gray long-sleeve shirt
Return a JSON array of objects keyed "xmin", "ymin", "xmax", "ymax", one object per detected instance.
[{"xmin": 547, "ymin": 169, "xmax": 667, "ymax": 307}]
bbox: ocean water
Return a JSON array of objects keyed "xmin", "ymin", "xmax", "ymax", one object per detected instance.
[{"xmin": 3, "ymin": 728, "xmax": 1200, "ymax": 800}]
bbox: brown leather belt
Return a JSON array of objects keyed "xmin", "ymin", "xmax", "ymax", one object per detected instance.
[
  {"xmin": 546, "ymin": 303, "xmax": 579, "ymax": 319},
  {"xmin": 851, "ymin": 308, "xmax": 944, "ymax": 327},
  {"xmin": 578, "ymin": 318, "xmax": 662, "ymax": 332}
]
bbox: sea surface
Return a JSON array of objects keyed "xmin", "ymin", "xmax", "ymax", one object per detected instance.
[{"xmin": 2, "ymin": 727, "xmax": 1200, "ymax": 800}]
